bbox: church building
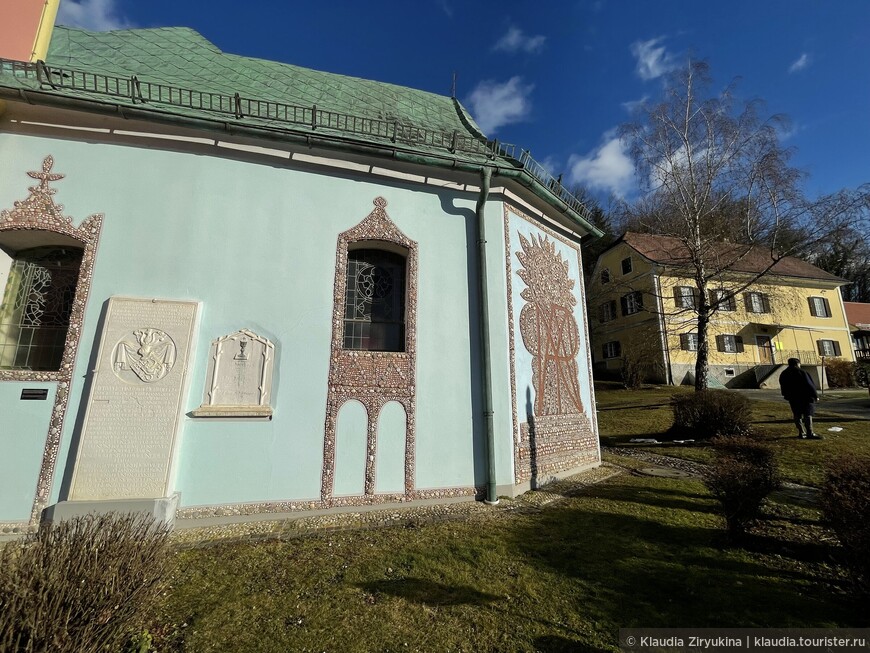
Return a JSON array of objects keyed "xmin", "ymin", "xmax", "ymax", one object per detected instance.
[{"xmin": 0, "ymin": 10, "xmax": 601, "ymax": 533}]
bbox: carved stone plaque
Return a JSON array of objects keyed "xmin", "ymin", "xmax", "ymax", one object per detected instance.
[
  {"xmin": 192, "ymin": 329, "xmax": 274, "ymax": 418},
  {"xmin": 69, "ymin": 298, "xmax": 198, "ymax": 501}
]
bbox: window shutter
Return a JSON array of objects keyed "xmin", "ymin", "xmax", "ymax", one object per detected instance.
[
  {"xmin": 680, "ymin": 333, "xmax": 689, "ymax": 351},
  {"xmin": 674, "ymin": 286, "xmax": 683, "ymax": 306},
  {"xmin": 615, "ymin": 342, "xmax": 622, "ymax": 357},
  {"xmin": 727, "ymin": 294, "xmax": 736, "ymax": 311},
  {"xmin": 620, "ymin": 295, "xmax": 628, "ymax": 316},
  {"xmin": 708, "ymin": 290, "xmax": 717, "ymax": 305},
  {"xmin": 808, "ymin": 297, "xmax": 817, "ymax": 316},
  {"xmin": 833, "ymin": 340, "xmax": 841, "ymax": 356},
  {"xmin": 692, "ymin": 288, "xmax": 700, "ymax": 308},
  {"xmin": 609, "ymin": 300, "xmax": 617, "ymax": 318},
  {"xmin": 743, "ymin": 292, "xmax": 752, "ymax": 312},
  {"xmin": 817, "ymin": 340, "xmax": 824, "ymax": 356},
  {"xmin": 715, "ymin": 335, "xmax": 725, "ymax": 352},
  {"xmin": 599, "ymin": 304, "xmax": 607, "ymax": 323},
  {"xmin": 735, "ymin": 336, "xmax": 744, "ymax": 353},
  {"xmin": 602, "ymin": 344, "xmax": 608, "ymax": 359},
  {"xmin": 635, "ymin": 292, "xmax": 644, "ymax": 310},
  {"xmin": 823, "ymin": 298, "xmax": 831, "ymax": 317},
  {"xmin": 761, "ymin": 294, "xmax": 771, "ymax": 313}
]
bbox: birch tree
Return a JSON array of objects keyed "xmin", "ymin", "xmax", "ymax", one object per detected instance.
[{"xmin": 619, "ymin": 60, "xmax": 869, "ymax": 390}]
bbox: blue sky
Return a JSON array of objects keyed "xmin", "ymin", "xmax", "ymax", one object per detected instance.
[{"xmin": 55, "ymin": 0, "xmax": 870, "ymax": 202}]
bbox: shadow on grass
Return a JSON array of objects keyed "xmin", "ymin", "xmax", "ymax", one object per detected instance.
[
  {"xmin": 552, "ymin": 483, "xmax": 717, "ymax": 515},
  {"xmin": 533, "ymin": 634, "xmax": 610, "ymax": 653},
  {"xmin": 358, "ymin": 578, "xmax": 499, "ymax": 607},
  {"xmin": 505, "ymin": 482, "xmax": 854, "ymax": 627},
  {"xmin": 598, "ymin": 403, "xmax": 672, "ymax": 411}
]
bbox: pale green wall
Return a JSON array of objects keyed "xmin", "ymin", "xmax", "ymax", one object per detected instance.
[
  {"xmin": 0, "ymin": 131, "xmax": 497, "ymax": 513},
  {"xmin": 334, "ymin": 400, "xmax": 367, "ymax": 497},
  {"xmin": 375, "ymin": 401, "xmax": 406, "ymax": 494},
  {"xmin": 0, "ymin": 383, "xmax": 56, "ymax": 521}
]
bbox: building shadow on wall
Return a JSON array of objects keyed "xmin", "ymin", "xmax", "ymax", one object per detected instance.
[
  {"xmin": 437, "ymin": 193, "xmax": 485, "ymax": 488},
  {"xmin": 57, "ymin": 298, "xmax": 111, "ymax": 502},
  {"xmin": 526, "ymin": 386, "xmax": 541, "ymax": 488}
]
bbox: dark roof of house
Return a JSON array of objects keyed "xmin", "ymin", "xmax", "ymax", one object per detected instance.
[
  {"xmin": 844, "ymin": 302, "xmax": 870, "ymax": 328},
  {"xmin": 0, "ymin": 26, "xmax": 601, "ymax": 237},
  {"xmin": 616, "ymin": 232, "xmax": 846, "ymax": 283}
]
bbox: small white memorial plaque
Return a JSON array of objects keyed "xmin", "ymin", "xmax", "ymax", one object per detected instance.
[
  {"xmin": 69, "ymin": 298, "xmax": 198, "ymax": 501},
  {"xmin": 192, "ymin": 329, "xmax": 274, "ymax": 418}
]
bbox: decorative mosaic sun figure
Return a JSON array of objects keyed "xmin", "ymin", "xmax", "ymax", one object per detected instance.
[{"xmin": 516, "ymin": 233, "xmax": 584, "ymax": 416}]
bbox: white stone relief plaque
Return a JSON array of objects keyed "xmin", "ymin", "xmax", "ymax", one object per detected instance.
[
  {"xmin": 192, "ymin": 329, "xmax": 274, "ymax": 418},
  {"xmin": 69, "ymin": 298, "xmax": 198, "ymax": 501}
]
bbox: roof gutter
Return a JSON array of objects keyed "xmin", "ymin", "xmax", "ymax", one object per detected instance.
[{"xmin": 0, "ymin": 85, "xmax": 603, "ymax": 239}]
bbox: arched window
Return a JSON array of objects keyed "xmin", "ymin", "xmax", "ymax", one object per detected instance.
[
  {"xmin": 0, "ymin": 245, "xmax": 84, "ymax": 370},
  {"xmin": 343, "ymin": 249, "xmax": 406, "ymax": 352}
]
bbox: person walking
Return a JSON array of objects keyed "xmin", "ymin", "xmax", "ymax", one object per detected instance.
[{"xmin": 778, "ymin": 357, "xmax": 821, "ymax": 439}]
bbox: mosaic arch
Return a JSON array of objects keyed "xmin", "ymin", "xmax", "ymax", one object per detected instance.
[
  {"xmin": 0, "ymin": 156, "xmax": 103, "ymax": 532},
  {"xmin": 320, "ymin": 196, "xmax": 418, "ymax": 505}
]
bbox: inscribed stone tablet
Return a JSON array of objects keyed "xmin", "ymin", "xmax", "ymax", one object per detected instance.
[{"xmin": 69, "ymin": 298, "xmax": 198, "ymax": 501}]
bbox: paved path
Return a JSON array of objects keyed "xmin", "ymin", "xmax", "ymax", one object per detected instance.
[
  {"xmin": 736, "ymin": 388, "xmax": 870, "ymax": 420},
  {"xmin": 603, "ymin": 446, "xmax": 821, "ymax": 508}
]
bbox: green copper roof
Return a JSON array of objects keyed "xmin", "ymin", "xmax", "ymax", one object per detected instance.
[
  {"xmin": 44, "ymin": 26, "xmax": 481, "ymax": 140},
  {"xmin": 0, "ymin": 26, "xmax": 601, "ymax": 236}
]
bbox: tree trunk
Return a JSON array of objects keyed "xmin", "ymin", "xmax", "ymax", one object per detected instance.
[{"xmin": 695, "ymin": 295, "xmax": 710, "ymax": 391}]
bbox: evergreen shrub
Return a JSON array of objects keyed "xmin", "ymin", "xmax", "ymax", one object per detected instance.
[
  {"xmin": 821, "ymin": 456, "xmax": 870, "ymax": 598},
  {"xmin": 824, "ymin": 358, "xmax": 857, "ymax": 388},
  {"xmin": 704, "ymin": 436, "xmax": 780, "ymax": 540},
  {"xmin": 670, "ymin": 389, "xmax": 752, "ymax": 439}
]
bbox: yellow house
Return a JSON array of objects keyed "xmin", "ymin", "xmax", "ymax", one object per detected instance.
[{"xmin": 588, "ymin": 232, "xmax": 855, "ymax": 388}]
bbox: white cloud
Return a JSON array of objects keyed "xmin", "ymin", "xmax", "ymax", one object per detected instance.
[
  {"xmin": 466, "ymin": 77, "xmax": 534, "ymax": 135},
  {"xmin": 630, "ymin": 37, "xmax": 676, "ymax": 81},
  {"xmin": 56, "ymin": 0, "xmax": 131, "ymax": 31},
  {"xmin": 492, "ymin": 27, "xmax": 546, "ymax": 54},
  {"xmin": 789, "ymin": 53, "xmax": 811, "ymax": 73},
  {"xmin": 621, "ymin": 95, "xmax": 649, "ymax": 113},
  {"xmin": 567, "ymin": 131, "xmax": 635, "ymax": 197}
]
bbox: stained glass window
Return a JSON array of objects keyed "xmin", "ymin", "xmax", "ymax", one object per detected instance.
[
  {"xmin": 0, "ymin": 246, "xmax": 83, "ymax": 370},
  {"xmin": 343, "ymin": 249, "xmax": 405, "ymax": 352}
]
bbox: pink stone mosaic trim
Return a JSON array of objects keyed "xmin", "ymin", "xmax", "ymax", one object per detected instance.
[
  {"xmin": 321, "ymin": 197, "xmax": 418, "ymax": 503},
  {"xmin": 0, "ymin": 156, "xmax": 103, "ymax": 527},
  {"xmin": 175, "ymin": 485, "xmax": 484, "ymax": 520},
  {"xmin": 502, "ymin": 204, "xmax": 600, "ymax": 484}
]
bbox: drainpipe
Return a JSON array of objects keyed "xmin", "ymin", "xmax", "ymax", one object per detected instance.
[{"xmin": 475, "ymin": 166, "xmax": 499, "ymax": 505}]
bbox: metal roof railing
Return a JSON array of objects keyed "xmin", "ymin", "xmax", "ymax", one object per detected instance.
[{"xmin": 0, "ymin": 58, "xmax": 592, "ymax": 220}]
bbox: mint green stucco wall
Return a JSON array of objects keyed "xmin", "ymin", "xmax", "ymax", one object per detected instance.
[
  {"xmin": 0, "ymin": 131, "xmax": 504, "ymax": 514},
  {"xmin": 0, "ymin": 383, "xmax": 56, "ymax": 521}
]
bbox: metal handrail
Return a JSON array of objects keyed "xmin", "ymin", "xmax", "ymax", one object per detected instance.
[{"xmin": 0, "ymin": 58, "xmax": 592, "ymax": 219}]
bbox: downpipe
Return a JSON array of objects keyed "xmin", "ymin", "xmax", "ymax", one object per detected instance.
[{"xmin": 475, "ymin": 166, "xmax": 499, "ymax": 505}]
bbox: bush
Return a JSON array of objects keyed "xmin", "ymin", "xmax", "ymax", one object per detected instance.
[
  {"xmin": 821, "ymin": 456, "xmax": 870, "ymax": 598},
  {"xmin": 0, "ymin": 512, "xmax": 170, "ymax": 653},
  {"xmin": 704, "ymin": 437, "xmax": 780, "ymax": 540},
  {"xmin": 824, "ymin": 358, "xmax": 857, "ymax": 388},
  {"xmin": 670, "ymin": 389, "xmax": 752, "ymax": 439}
]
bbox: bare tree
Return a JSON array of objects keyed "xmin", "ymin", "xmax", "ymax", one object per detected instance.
[{"xmin": 619, "ymin": 60, "xmax": 869, "ymax": 390}]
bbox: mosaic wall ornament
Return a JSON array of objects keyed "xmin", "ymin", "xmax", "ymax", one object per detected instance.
[
  {"xmin": 0, "ymin": 156, "xmax": 103, "ymax": 532},
  {"xmin": 516, "ymin": 233, "xmax": 584, "ymax": 416},
  {"xmin": 506, "ymin": 208, "xmax": 599, "ymax": 484}
]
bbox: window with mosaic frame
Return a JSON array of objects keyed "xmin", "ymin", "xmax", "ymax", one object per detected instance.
[{"xmin": 342, "ymin": 248, "xmax": 406, "ymax": 352}]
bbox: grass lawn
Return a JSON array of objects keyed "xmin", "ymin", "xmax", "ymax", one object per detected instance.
[
  {"xmin": 139, "ymin": 384, "xmax": 867, "ymax": 651},
  {"xmin": 149, "ymin": 469, "xmax": 861, "ymax": 653},
  {"xmin": 595, "ymin": 383, "xmax": 870, "ymax": 487}
]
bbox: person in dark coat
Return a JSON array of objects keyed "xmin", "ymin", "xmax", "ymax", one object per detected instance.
[{"xmin": 779, "ymin": 358, "xmax": 821, "ymax": 439}]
